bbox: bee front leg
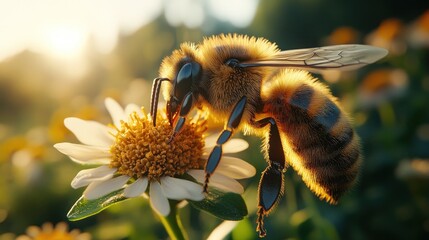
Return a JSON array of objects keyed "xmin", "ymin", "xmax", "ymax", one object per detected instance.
[
  {"xmin": 168, "ymin": 92, "xmax": 194, "ymax": 143},
  {"xmin": 252, "ymin": 118, "xmax": 286, "ymax": 237},
  {"xmin": 150, "ymin": 77, "xmax": 170, "ymax": 126},
  {"xmin": 203, "ymin": 96, "xmax": 247, "ymax": 193}
]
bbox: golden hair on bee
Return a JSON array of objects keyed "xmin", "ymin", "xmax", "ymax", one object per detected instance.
[
  {"xmin": 159, "ymin": 42, "xmax": 198, "ymax": 101},
  {"xmin": 199, "ymin": 34, "xmax": 279, "ymax": 70},
  {"xmin": 159, "ymin": 42, "xmax": 198, "ymax": 79},
  {"xmin": 150, "ymin": 34, "xmax": 387, "ymax": 237},
  {"xmin": 196, "ymin": 34, "xmax": 280, "ymax": 124}
]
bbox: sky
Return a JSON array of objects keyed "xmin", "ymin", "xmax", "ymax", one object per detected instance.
[{"xmin": 0, "ymin": 0, "xmax": 259, "ymax": 61}]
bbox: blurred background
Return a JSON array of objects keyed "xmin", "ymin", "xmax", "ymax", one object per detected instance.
[{"xmin": 1, "ymin": 0, "xmax": 429, "ymax": 239}]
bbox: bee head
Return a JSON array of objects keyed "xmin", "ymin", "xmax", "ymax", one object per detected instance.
[
  {"xmin": 166, "ymin": 61, "xmax": 201, "ymax": 124},
  {"xmin": 150, "ymin": 43, "xmax": 201, "ymax": 126}
]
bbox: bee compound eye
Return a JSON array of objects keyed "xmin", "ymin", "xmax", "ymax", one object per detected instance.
[{"xmin": 225, "ymin": 58, "xmax": 240, "ymax": 68}]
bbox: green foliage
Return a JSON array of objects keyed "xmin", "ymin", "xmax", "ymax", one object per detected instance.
[
  {"xmin": 67, "ymin": 189, "xmax": 127, "ymax": 221},
  {"xmin": 189, "ymin": 188, "xmax": 248, "ymax": 221},
  {"xmin": 67, "ymin": 188, "xmax": 247, "ymax": 223}
]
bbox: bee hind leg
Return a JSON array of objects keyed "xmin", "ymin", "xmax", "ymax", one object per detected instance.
[
  {"xmin": 252, "ymin": 118, "xmax": 286, "ymax": 237},
  {"xmin": 203, "ymin": 96, "xmax": 247, "ymax": 193}
]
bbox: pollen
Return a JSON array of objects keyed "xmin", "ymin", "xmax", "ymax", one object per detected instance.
[{"xmin": 110, "ymin": 111, "xmax": 206, "ymax": 181}]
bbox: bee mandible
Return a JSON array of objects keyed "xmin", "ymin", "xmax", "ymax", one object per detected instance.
[{"xmin": 149, "ymin": 34, "xmax": 387, "ymax": 237}]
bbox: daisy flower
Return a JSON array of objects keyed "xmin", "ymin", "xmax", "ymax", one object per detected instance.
[
  {"xmin": 16, "ymin": 222, "xmax": 91, "ymax": 240},
  {"xmin": 54, "ymin": 98, "xmax": 255, "ymax": 216}
]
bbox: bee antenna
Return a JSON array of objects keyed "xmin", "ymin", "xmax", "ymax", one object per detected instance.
[{"xmin": 150, "ymin": 77, "xmax": 170, "ymax": 126}]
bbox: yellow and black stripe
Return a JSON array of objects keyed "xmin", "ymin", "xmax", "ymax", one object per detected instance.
[{"xmin": 261, "ymin": 69, "xmax": 361, "ymax": 204}]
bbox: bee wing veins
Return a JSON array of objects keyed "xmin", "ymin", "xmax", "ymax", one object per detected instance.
[{"xmin": 240, "ymin": 44, "xmax": 388, "ymax": 72}]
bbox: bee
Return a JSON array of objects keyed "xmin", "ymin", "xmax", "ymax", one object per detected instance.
[{"xmin": 150, "ymin": 34, "xmax": 387, "ymax": 237}]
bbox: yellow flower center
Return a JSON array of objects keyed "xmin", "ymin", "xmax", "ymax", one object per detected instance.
[{"xmin": 110, "ymin": 111, "xmax": 206, "ymax": 181}]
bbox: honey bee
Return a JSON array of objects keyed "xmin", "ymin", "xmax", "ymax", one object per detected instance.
[{"xmin": 150, "ymin": 34, "xmax": 387, "ymax": 237}]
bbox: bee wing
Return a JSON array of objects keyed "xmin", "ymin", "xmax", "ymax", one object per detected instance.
[{"xmin": 240, "ymin": 44, "xmax": 388, "ymax": 72}]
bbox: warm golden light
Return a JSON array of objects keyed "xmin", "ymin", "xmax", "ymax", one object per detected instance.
[
  {"xmin": 42, "ymin": 27, "xmax": 87, "ymax": 59},
  {"xmin": 35, "ymin": 26, "xmax": 90, "ymax": 82}
]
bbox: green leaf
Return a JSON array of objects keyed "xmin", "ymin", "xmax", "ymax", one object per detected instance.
[
  {"xmin": 67, "ymin": 189, "xmax": 128, "ymax": 221},
  {"xmin": 189, "ymin": 188, "xmax": 248, "ymax": 220}
]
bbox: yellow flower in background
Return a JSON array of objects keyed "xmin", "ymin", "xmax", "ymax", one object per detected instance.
[
  {"xmin": 0, "ymin": 126, "xmax": 49, "ymax": 164},
  {"xmin": 366, "ymin": 18, "xmax": 406, "ymax": 55},
  {"xmin": 396, "ymin": 159, "xmax": 429, "ymax": 180},
  {"xmin": 357, "ymin": 68, "xmax": 408, "ymax": 108},
  {"xmin": 54, "ymin": 98, "xmax": 255, "ymax": 216},
  {"xmin": 408, "ymin": 10, "xmax": 429, "ymax": 48},
  {"xmin": 16, "ymin": 222, "xmax": 91, "ymax": 240},
  {"xmin": 325, "ymin": 26, "xmax": 359, "ymax": 45}
]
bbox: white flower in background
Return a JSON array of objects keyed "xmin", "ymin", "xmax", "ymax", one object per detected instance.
[{"xmin": 54, "ymin": 98, "xmax": 255, "ymax": 216}]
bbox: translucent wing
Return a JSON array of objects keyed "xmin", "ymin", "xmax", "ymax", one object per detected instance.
[{"xmin": 240, "ymin": 44, "xmax": 388, "ymax": 72}]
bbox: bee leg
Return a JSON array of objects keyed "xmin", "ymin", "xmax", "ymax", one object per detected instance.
[
  {"xmin": 150, "ymin": 77, "xmax": 170, "ymax": 126},
  {"xmin": 252, "ymin": 118, "xmax": 286, "ymax": 237},
  {"xmin": 168, "ymin": 92, "xmax": 194, "ymax": 143},
  {"xmin": 203, "ymin": 96, "xmax": 247, "ymax": 193}
]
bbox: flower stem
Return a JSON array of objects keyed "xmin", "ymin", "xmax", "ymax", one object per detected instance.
[{"xmin": 159, "ymin": 202, "xmax": 188, "ymax": 240}]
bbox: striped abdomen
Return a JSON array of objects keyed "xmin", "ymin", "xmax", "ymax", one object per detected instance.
[{"xmin": 261, "ymin": 70, "xmax": 361, "ymax": 203}]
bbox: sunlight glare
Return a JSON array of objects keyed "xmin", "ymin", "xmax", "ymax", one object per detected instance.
[
  {"xmin": 164, "ymin": 0, "xmax": 205, "ymax": 28},
  {"xmin": 42, "ymin": 27, "xmax": 87, "ymax": 59},
  {"xmin": 0, "ymin": 1, "xmax": 163, "ymax": 60},
  {"xmin": 34, "ymin": 26, "xmax": 90, "ymax": 82},
  {"xmin": 208, "ymin": 0, "xmax": 259, "ymax": 27}
]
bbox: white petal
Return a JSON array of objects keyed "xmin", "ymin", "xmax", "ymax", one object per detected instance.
[
  {"xmin": 223, "ymin": 139, "xmax": 249, "ymax": 153},
  {"xmin": 71, "ymin": 166, "xmax": 116, "ymax": 188},
  {"xmin": 125, "ymin": 104, "xmax": 143, "ymax": 117},
  {"xmin": 187, "ymin": 170, "xmax": 205, "ymax": 183},
  {"xmin": 210, "ymin": 173, "xmax": 244, "ymax": 194},
  {"xmin": 160, "ymin": 176, "xmax": 204, "ymax": 201},
  {"xmin": 124, "ymin": 178, "xmax": 148, "ymax": 198},
  {"xmin": 204, "ymin": 135, "xmax": 218, "ymax": 150},
  {"xmin": 105, "ymin": 98, "xmax": 126, "ymax": 129},
  {"xmin": 83, "ymin": 175, "xmax": 130, "ymax": 200},
  {"xmin": 216, "ymin": 156, "xmax": 256, "ymax": 179},
  {"xmin": 64, "ymin": 117, "xmax": 114, "ymax": 147},
  {"xmin": 149, "ymin": 181, "xmax": 170, "ymax": 216},
  {"xmin": 188, "ymin": 170, "xmax": 243, "ymax": 194},
  {"xmin": 54, "ymin": 142, "xmax": 111, "ymax": 164},
  {"xmin": 69, "ymin": 157, "xmax": 111, "ymax": 165},
  {"xmin": 207, "ymin": 221, "xmax": 239, "ymax": 240},
  {"xmin": 203, "ymin": 137, "xmax": 249, "ymax": 154}
]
